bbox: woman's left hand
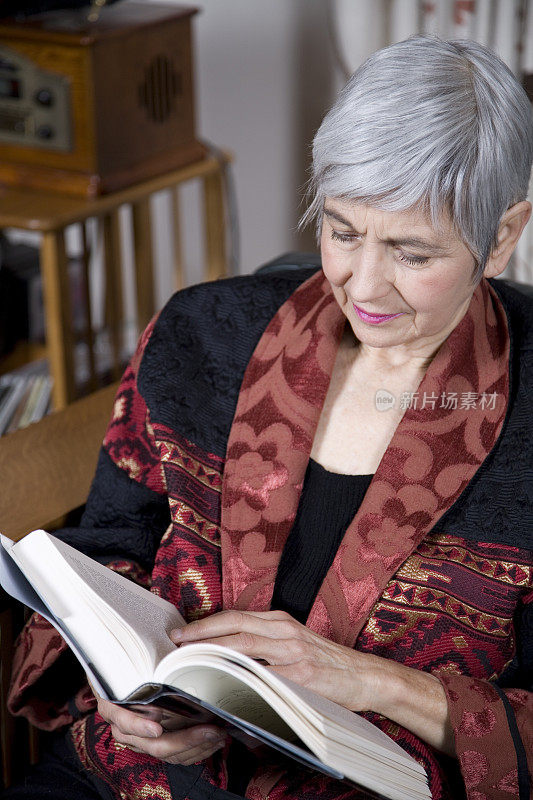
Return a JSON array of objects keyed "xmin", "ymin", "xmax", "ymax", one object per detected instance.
[
  {"xmin": 171, "ymin": 609, "xmax": 378, "ymax": 712},
  {"xmin": 169, "ymin": 609, "xmax": 455, "ymax": 757}
]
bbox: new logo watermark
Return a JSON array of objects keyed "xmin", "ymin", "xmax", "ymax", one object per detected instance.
[
  {"xmin": 374, "ymin": 390, "xmax": 500, "ymax": 412},
  {"xmin": 375, "ymin": 389, "xmax": 396, "ymax": 411}
]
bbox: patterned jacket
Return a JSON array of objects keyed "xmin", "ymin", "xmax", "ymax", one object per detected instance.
[{"xmin": 8, "ymin": 267, "xmax": 533, "ymax": 800}]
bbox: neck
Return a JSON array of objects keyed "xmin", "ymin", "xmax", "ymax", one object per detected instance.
[
  {"xmin": 340, "ymin": 329, "xmax": 431, "ymax": 375},
  {"xmin": 342, "ymin": 294, "xmax": 474, "ymax": 373}
]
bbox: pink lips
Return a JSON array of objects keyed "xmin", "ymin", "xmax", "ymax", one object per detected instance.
[{"xmin": 352, "ymin": 303, "xmax": 404, "ymax": 325}]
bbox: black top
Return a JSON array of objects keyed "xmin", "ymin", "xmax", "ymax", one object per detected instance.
[{"xmin": 271, "ymin": 459, "xmax": 373, "ymax": 623}]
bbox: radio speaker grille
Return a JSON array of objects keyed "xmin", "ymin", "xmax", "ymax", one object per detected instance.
[{"xmin": 138, "ymin": 54, "xmax": 182, "ymax": 123}]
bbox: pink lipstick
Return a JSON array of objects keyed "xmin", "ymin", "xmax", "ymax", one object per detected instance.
[{"xmin": 352, "ymin": 304, "xmax": 404, "ymax": 325}]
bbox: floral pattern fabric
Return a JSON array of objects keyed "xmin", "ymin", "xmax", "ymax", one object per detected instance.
[{"xmin": 7, "ymin": 271, "xmax": 533, "ymax": 799}]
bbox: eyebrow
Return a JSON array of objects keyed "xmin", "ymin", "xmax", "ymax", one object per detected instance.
[{"xmin": 323, "ymin": 206, "xmax": 450, "ymax": 255}]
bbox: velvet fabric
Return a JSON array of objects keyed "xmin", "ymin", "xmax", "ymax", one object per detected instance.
[
  {"xmin": 220, "ymin": 272, "xmax": 509, "ymax": 644},
  {"xmin": 7, "ymin": 269, "xmax": 533, "ymax": 800}
]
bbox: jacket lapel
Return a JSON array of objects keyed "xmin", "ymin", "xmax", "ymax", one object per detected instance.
[
  {"xmin": 221, "ymin": 276, "xmax": 510, "ymax": 648},
  {"xmin": 220, "ymin": 271, "xmax": 345, "ymax": 610},
  {"xmin": 308, "ymin": 279, "xmax": 510, "ymax": 646}
]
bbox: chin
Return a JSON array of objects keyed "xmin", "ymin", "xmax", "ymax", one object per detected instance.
[
  {"xmin": 350, "ymin": 327, "xmax": 410, "ymax": 348},
  {"xmin": 345, "ymin": 311, "xmax": 411, "ymax": 348}
]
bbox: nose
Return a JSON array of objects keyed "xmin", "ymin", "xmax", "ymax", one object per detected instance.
[{"xmin": 347, "ymin": 242, "xmax": 392, "ymax": 302}]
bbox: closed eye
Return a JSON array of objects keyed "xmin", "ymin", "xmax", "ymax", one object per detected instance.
[
  {"xmin": 330, "ymin": 227, "xmax": 431, "ymax": 265},
  {"xmin": 397, "ymin": 251, "xmax": 429, "ymax": 267},
  {"xmin": 330, "ymin": 229, "xmax": 358, "ymax": 244}
]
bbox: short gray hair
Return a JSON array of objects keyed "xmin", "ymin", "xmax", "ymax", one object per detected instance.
[{"xmin": 303, "ymin": 35, "xmax": 533, "ymax": 279}]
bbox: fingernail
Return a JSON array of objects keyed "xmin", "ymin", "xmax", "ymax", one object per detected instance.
[
  {"xmin": 203, "ymin": 730, "xmax": 224, "ymax": 742},
  {"xmin": 170, "ymin": 628, "xmax": 182, "ymax": 640},
  {"xmin": 144, "ymin": 725, "xmax": 160, "ymax": 738}
]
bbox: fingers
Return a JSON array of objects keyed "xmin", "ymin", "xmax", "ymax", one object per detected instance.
[
  {"xmin": 109, "ymin": 724, "xmax": 226, "ymax": 766},
  {"xmin": 170, "ymin": 610, "xmax": 324, "ymax": 669},
  {"xmin": 97, "ymin": 695, "xmax": 163, "ymax": 738},
  {"xmin": 171, "ymin": 609, "xmax": 304, "ymax": 647},
  {"xmin": 97, "ymin": 694, "xmax": 226, "ymax": 764},
  {"xmin": 180, "ymin": 630, "xmax": 312, "ymax": 666},
  {"xmin": 167, "ymin": 610, "xmax": 374, "ymax": 711},
  {"xmin": 127, "ymin": 704, "xmax": 165, "ymax": 724}
]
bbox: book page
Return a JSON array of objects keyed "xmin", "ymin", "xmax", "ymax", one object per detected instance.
[
  {"xmin": 272, "ymin": 673, "xmax": 423, "ymax": 768},
  {"xmin": 158, "ymin": 644, "xmax": 427, "ymax": 779},
  {"xmin": 0, "ymin": 533, "xmax": 110, "ymax": 699},
  {"xmin": 62, "ymin": 551, "xmax": 182, "ymax": 668},
  {"xmin": 10, "ymin": 531, "xmax": 186, "ymax": 697},
  {"xmin": 159, "ymin": 663, "xmax": 295, "ymax": 741},
  {"xmin": 8, "ymin": 533, "xmax": 151, "ymax": 695},
  {"xmin": 161, "ymin": 648, "xmax": 429, "ymax": 800},
  {"xmin": 156, "ymin": 649, "xmax": 334, "ymax": 756}
]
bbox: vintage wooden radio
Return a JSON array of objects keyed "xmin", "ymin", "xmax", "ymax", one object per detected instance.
[{"xmin": 0, "ymin": 3, "xmax": 204, "ymax": 196}]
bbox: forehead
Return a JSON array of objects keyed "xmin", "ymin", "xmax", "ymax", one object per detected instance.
[{"xmin": 323, "ymin": 198, "xmax": 455, "ymax": 242}]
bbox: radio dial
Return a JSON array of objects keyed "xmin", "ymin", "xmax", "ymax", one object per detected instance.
[
  {"xmin": 36, "ymin": 124, "xmax": 54, "ymax": 140},
  {"xmin": 35, "ymin": 88, "xmax": 54, "ymax": 107}
]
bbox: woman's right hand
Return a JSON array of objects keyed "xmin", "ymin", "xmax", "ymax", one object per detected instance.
[{"xmin": 95, "ymin": 694, "xmax": 227, "ymax": 765}]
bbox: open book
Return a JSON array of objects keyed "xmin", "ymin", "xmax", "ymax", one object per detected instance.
[{"xmin": 0, "ymin": 530, "xmax": 430, "ymax": 800}]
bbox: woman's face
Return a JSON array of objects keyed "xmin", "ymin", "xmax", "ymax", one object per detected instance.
[{"xmin": 320, "ymin": 199, "xmax": 480, "ymax": 359}]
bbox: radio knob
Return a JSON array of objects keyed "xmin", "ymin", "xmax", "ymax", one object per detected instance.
[
  {"xmin": 35, "ymin": 88, "xmax": 54, "ymax": 107},
  {"xmin": 36, "ymin": 124, "xmax": 54, "ymax": 140}
]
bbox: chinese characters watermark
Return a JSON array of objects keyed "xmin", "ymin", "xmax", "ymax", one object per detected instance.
[{"xmin": 375, "ymin": 389, "xmax": 499, "ymax": 412}]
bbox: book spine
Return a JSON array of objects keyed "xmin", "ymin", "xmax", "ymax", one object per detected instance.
[
  {"xmin": 18, "ymin": 377, "xmax": 44, "ymax": 429},
  {"xmin": 5, "ymin": 377, "xmax": 35, "ymax": 434},
  {"xmin": 29, "ymin": 376, "xmax": 52, "ymax": 424},
  {"xmin": 0, "ymin": 378, "xmax": 29, "ymax": 435}
]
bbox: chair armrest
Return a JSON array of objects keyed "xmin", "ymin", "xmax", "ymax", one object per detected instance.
[{"xmin": 0, "ymin": 382, "xmax": 118, "ymax": 541}]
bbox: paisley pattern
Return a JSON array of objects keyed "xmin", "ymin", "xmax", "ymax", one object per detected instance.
[
  {"xmin": 441, "ymin": 674, "xmax": 531, "ymax": 800},
  {"xmin": 221, "ymin": 272, "xmax": 345, "ymax": 612}
]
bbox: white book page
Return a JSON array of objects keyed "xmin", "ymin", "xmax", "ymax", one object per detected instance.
[
  {"xmin": 159, "ymin": 643, "xmax": 423, "ymax": 772},
  {"xmin": 10, "ymin": 531, "xmax": 186, "ymax": 698},
  {"xmin": 159, "ymin": 663, "xmax": 296, "ymax": 741},
  {"xmin": 0, "ymin": 533, "xmax": 109, "ymax": 698},
  {"xmin": 8, "ymin": 533, "xmax": 149, "ymax": 696},
  {"xmin": 273, "ymin": 674, "xmax": 426, "ymax": 773}
]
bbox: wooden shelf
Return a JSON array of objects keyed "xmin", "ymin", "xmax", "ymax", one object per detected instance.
[
  {"xmin": 0, "ymin": 342, "xmax": 47, "ymax": 374},
  {"xmin": 0, "ymin": 150, "xmax": 231, "ymax": 409},
  {"xmin": 0, "ymin": 153, "xmax": 231, "ymax": 232}
]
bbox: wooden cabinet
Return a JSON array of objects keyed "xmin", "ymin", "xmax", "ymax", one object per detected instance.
[{"xmin": 0, "ymin": 3, "xmax": 203, "ymax": 197}]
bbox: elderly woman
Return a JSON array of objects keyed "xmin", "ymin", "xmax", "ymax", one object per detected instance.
[{"xmin": 5, "ymin": 35, "xmax": 533, "ymax": 800}]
